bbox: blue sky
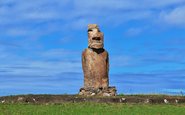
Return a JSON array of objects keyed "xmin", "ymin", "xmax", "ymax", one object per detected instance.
[{"xmin": 1, "ymin": 0, "xmax": 185, "ymax": 96}]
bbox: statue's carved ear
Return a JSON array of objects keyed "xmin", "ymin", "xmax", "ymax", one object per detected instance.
[{"xmin": 83, "ymin": 56, "xmax": 86, "ymax": 62}]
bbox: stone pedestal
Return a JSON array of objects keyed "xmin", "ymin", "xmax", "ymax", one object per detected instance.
[{"xmin": 79, "ymin": 86, "xmax": 117, "ymax": 96}]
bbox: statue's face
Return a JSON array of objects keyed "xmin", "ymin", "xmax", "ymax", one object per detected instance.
[{"xmin": 88, "ymin": 28, "xmax": 104, "ymax": 49}]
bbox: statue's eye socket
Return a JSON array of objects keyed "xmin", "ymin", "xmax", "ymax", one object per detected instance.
[{"xmin": 88, "ymin": 29, "xmax": 93, "ymax": 32}]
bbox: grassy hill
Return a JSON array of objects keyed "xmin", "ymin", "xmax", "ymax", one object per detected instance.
[{"xmin": 1, "ymin": 94, "xmax": 185, "ymax": 115}]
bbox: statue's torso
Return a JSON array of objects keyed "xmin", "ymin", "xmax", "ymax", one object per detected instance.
[{"xmin": 82, "ymin": 48, "xmax": 109, "ymax": 89}]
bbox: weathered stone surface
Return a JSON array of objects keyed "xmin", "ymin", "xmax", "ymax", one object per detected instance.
[
  {"xmin": 88, "ymin": 24, "xmax": 104, "ymax": 49},
  {"xmin": 82, "ymin": 24, "xmax": 109, "ymax": 89},
  {"xmin": 82, "ymin": 48, "xmax": 109, "ymax": 89},
  {"xmin": 80, "ymin": 24, "xmax": 117, "ymax": 96},
  {"xmin": 79, "ymin": 87, "xmax": 117, "ymax": 96}
]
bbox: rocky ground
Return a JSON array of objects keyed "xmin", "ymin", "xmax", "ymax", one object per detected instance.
[{"xmin": 0, "ymin": 94, "xmax": 185, "ymax": 104}]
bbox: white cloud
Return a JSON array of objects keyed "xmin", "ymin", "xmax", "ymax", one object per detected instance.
[
  {"xmin": 74, "ymin": 0, "xmax": 185, "ymax": 10},
  {"xmin": 141, "ymin": 0, "xmax": 185, "ymax": 9},
  {"xmin": 38, "ymin": 49, "xmax": 80, "ymax": 61},
  {"xmin": 0, "ymin": 48, "xmax": 81, "ymax": 76},
  {"xmin": 162, "ymin": 88, "xmax": 185, "ymax": 94},
  {"xmin": 124, "ymin": 28, "xmax": 143, "ymax": 37},
  {"xmin": 160, "ymin": 5, "xmax": 185, "ymax": 26},
  {"xmin": 111, "ymin": 55, "xmax": 133, "ymax": 67},
  {"xmin": 1, "ymin": 0, "xmax": 185, "ymax": 37},
  {"xmin": 7, "ymin": 61, "xmax": 81, "ymax": 76}
]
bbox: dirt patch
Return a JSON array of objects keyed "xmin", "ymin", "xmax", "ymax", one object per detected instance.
[{"xmin": 0, "ymin": 94, "xmax": 185, "ymax": 104}]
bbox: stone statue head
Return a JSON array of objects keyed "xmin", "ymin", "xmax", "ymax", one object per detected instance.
[{"xmin": 88, "ymin": 24, "xmax": 104, "ymax": 49}]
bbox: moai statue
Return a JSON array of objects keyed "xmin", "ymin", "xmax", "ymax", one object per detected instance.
[{"xmin": 79, "ymin": 24, "xmax": 116, "ymax": 96}]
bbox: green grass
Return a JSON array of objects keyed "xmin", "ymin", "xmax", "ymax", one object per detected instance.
[{"xmin": 1, "ymin": 103, "xmax": 185, "ymax": 115}]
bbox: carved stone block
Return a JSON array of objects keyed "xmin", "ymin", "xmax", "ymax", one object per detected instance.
[{"xmin": 79, "ymin": 24, "xmax": 117, "ymax": 96}]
